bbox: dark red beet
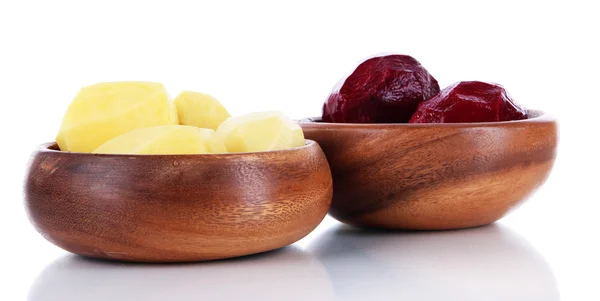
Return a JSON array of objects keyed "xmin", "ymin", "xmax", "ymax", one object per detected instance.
[
  {"xmin": 322, "ymin": 55, "xmax": 440, "ymax": 123},
  {"xmin": 409, "ymin": 81, "xmax": 528, "ymax": 123}
]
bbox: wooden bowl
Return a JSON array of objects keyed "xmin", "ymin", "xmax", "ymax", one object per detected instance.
[
  {"xmin": 24, "ymin": 140, "xmax": 332, "ymax": 262},
  {"xmin": 299, "ymin": 111, "xmax": 557, "ymax": 230}
]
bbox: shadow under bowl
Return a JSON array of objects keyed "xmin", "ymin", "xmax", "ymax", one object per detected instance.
[
  {"xmin": 24, "ymin": 140, "xmax": 332, "ymax": 262},
  {"xmin": 299, "ymin": 110, "xmax": 557, "ymax": 230}
]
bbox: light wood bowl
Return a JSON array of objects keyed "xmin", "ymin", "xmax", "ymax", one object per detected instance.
[
  {"xmin": 24, "ymin": 141, "xmax": 332, "ymax": 262},
  {"xmin": 299, "ymin": 111, "xmax": 557, "ymax": 230}
]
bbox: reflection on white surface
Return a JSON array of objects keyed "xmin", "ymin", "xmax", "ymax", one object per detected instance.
[
  {"xmin": 28, "ymin": 224, "xmax": 559, "ymax": 301},
  {"xmin": 28, "ymin": 246, "xmax": 334, "ymax": 301},
  {"xmin": 308, "ymin": 224, "xmax": 559, "ymax": 301}
]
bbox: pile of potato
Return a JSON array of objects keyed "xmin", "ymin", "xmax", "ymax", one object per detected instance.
[{"xmin": 56, "ymin": 82, "xmax": 305, "ymax": 154}]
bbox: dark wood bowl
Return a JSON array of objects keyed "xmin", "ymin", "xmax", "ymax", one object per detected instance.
[
  {"xmin": 299, "ymin": 111, "xmax": 557, "ymax": 230},
  {"xmin": 24, "ymin": 140, "xmax": 332, "ymax": 262}
]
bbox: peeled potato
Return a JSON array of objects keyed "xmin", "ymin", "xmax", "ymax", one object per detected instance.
[
  {"xmin": 56, "ymin": 82, "xmax": 178, "ymax": 152},
  {"xmin": 216, "ymin": 111, "xmax": 305, "ymax": 153},
  {"xmin": 174, "ymin": 91, "xmax": 231, "ymax": 130},
  {"xmin": 93, "ymin": 125, "xmax": 226, "ymax": 155}
]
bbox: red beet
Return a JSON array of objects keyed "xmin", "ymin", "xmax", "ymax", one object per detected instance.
[
  {"xmin": 409, "ymin": 81, "xmax": 528, "ymax": 123},
  {"xmin": 322, "ymin": 54, "xmax": 440, "ymax": 123}
]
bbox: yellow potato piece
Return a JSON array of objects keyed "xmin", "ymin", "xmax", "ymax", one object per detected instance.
[
  {"xmin": 174, "ymin": 91, "xmax": 231, "ymax": 130},
  {"xmin": 93, "ymin": 125, "xmax": 226, "ymax": 155},
  {"xmin": 216, "ymin": 111, "xmax": 305, "ymax": 153},
  {"xmin": 56, "ymin": 82, "xmax": 178, "ymax": 152}
]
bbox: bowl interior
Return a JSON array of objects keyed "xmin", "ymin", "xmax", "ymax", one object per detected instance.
[
  {"xmin": 300, "ymin": 110, "xmax": 549, "ymax": 126},
  {"xmin": 42, "ymin": 140, "xmax": 318, "ymax": 157}
]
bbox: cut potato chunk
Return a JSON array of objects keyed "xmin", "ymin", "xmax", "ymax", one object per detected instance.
[
  {"xmin": 216, "ymin": 111, "xmax": 305, "ymax": 153},
  {"xmin": 56, "ymin": 82, "xmax": 178, "ymax": 152},
  {"xmin": 93, "ymin": 125, "xmax": 226, "ymax": 155},
  {"xmin": 174, "ymin": 91, "xmax": 231, "ymax": 130}
]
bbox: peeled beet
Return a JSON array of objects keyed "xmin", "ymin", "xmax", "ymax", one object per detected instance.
[
  {"xmin": 409, "ymin": 81, "xmax": 528, "ymax": 123},
  {"xmin": 322, "ymin": 55, "xmax": 440, "ymax": 123}
]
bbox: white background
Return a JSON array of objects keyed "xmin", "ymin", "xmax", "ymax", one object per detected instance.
[{"xmin": 1, "ymin": 1, "xmax": 598, "ymax": 300}]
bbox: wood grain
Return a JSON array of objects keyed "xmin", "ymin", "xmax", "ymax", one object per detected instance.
[
  {"xmin": 24, "ymin": 140, "xmax": 332, "ymax": 262},
  {"xmin": 299, "ymin": 111, "xmax": 557, "ymax": 230}
]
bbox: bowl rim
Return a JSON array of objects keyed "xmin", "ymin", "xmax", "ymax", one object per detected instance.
[
  {"xmin": 298, "ymin": 110, "xmax": 556, "ymax": 128},
  {"xmin": 37, "ymin": 139, "xmax": 319, "ymax": 158}
]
